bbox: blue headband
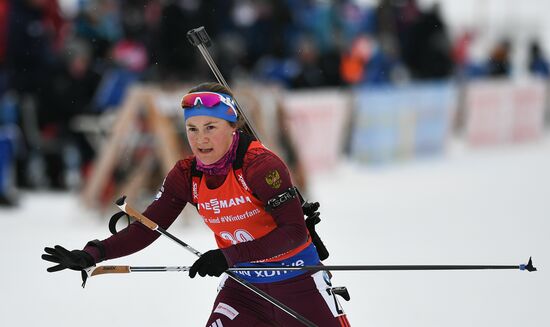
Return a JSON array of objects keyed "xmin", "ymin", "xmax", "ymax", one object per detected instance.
[{"xmin": 183, "ymin": 92, "xmax": 238, "ymax": 123}]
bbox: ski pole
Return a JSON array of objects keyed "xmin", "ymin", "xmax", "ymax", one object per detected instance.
[
  {"xmin": 115, "ymin": 196, "xmax": 202, "ymax": 256},
  {"xmin": 113, "ymin": 195, "xmax": 318, "ymax": 327},
  {"xmin": 187, "ymin": 27, "xmax": 260, "ymax": 141},
  {"xmin": 85, "ymin": 258, "xmax": 537, "ymax": 278}
]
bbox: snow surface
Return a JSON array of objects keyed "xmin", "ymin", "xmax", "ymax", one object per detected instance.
[{"xmin": 1, "ymin": 136, "xmax": 549, "ymax": 327}]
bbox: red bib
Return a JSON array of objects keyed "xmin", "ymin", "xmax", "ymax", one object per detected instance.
[{"xmin": 195, "ymin": 143, "xmax": 310, "ymax": 262}]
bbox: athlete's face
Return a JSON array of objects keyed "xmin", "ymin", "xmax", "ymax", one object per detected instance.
[{"xmin": 185, "ymin": 116, "xmax": 237, "ymax": 165}]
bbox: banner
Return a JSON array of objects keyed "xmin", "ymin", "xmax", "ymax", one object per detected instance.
[
  {"xmin": 350, "ymin": 82, "xmax": 458, "ymax": 164},
  {"xmin": 464, "ymin": 78, "xmax": 547, "ymax": 145},
  {"xmin": 280, "ymin": 89, "xmax": 351, "ymax": 173}
]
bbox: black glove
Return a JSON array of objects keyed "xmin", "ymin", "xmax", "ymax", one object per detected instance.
[
  {"xmin": 189, "ymin": 249, "xmax": 228, "ymax": 278},
  {"xmin": 303, "ymin": 201, "xmax": 330, "ymax": 261},
  {"xmin": 41, "ymin": 245, "xmax": 95, "ymax": 272}
]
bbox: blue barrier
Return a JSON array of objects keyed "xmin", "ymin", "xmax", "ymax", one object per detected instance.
[{"xmin": 350, "ymin": 81, "xmax": 458, "ymax": 164}]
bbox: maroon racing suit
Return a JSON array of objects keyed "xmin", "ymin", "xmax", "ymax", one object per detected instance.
[{"xmin": 85, "ymin": 133, "xmax": 351, "ymax": 327}]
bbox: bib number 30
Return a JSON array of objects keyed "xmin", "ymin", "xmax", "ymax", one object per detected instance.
[{"xmin": 219, "ymin": 229, "xmax": 254, "ymax": 244}]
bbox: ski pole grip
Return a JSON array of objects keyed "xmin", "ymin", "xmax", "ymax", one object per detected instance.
[
  {"xmin": 91, "ymin": 266, "xmax": 131, "ymax": 276},
  {"xmin": 187, "ymin": 26, "xmax": 211, "ymax": 47},
  {"xmin": 115, "ymin": 196, "xmax": 158, "ymax": 230}
]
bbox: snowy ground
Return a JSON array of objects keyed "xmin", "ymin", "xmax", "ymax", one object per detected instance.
[{"xmin": 1, "ymin": 135, "xmax": 549, "ymax": 327}]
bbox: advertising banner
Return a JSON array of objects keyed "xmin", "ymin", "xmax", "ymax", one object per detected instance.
[
  {"xmin": 464, "ymin": 78, "xmax": 547, "ymax": 145},
  {"xmin": 350, "ymin": 82, "xmax": 458, "ymax": 164},
  {"xmin": 280, "ymin": 89, "xmax": 351, "ymax": 173}
]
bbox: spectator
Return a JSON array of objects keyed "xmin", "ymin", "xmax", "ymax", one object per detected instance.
[
  {"xmin": 232, "ymin": 0, "xmax": 291, "ymax": 71},
  {"xmin": 527, "ymin": 40, "xmax": 550, "ymax": 78},
  {"xmin": 5, "ymin": 0, "xmax": 65, "ymax": 189},
  {"xmin": 451, "ymin": 30, "xmax": 475, "ymax": 77},
  {"xmin": 401, "ymin": 3, "xmax": 454, "ymax": 80},
  {"xmin": 93, "ymin": 12, "xmax": 149, "ymax": 112},
  {"xmin": 336, "ymin": 0, "xmax": 377, "ymax": 44},
  {"xmin": 154, "ymin": 0, "xmax": 201, "ymax": 81},
  {"xmin": 288, "ymin": 35, "xmax": 327, "ymax": 88},
  {"xmin": 374, "ymin": 0, "xmax": 419, "ymax": 72},
  {"xmin": 486, "ymin": 39, "xmax": 512, "ymax": 77},
  {"xmin": 340, "ymin": 34, "xmax": 372, "ymax": 85},
  {"xmin": 36, "ymin": 38, "xmax": 101, "ymax": 189},
  {"xmin": 364, "ymin": 34, "xmax": 404, "ymax": 85},
  {"xmin": 340, "ymin": 33, "xmax": 403, "ymax": 86},
  {"xmin": 73, "ymin": 0, "xmax": 122, "ymax": 60},
  {"xmin": 6, "ymin": 0, "xmax": 58, "ymax": 95}
]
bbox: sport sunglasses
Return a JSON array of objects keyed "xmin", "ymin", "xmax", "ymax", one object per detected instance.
[{"xmin": 181, "ymin": 92, "xmax": 237, "ymax": 114}]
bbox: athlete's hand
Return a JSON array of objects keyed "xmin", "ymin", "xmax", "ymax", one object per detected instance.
[
  {"xmin": 304, "ymin": 201, "xmax": 330, "ymax": 261},
  {"xmin": 189, "ymin": 249, "xmax": 228, "ymax": 278},
  {"xmin": 41, "ymin": 245, "xmax": 95, "ymax": 272}
]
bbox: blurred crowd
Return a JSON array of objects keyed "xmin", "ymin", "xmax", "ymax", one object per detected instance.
[{"xmin": 1, "ymin": 0, "xmax": 550, "ymax": 206}]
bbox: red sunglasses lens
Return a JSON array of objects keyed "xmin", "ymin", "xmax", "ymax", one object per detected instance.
[{"xmin": 182, "ymin": 93, "xmax": 222, "ymax": 108}]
